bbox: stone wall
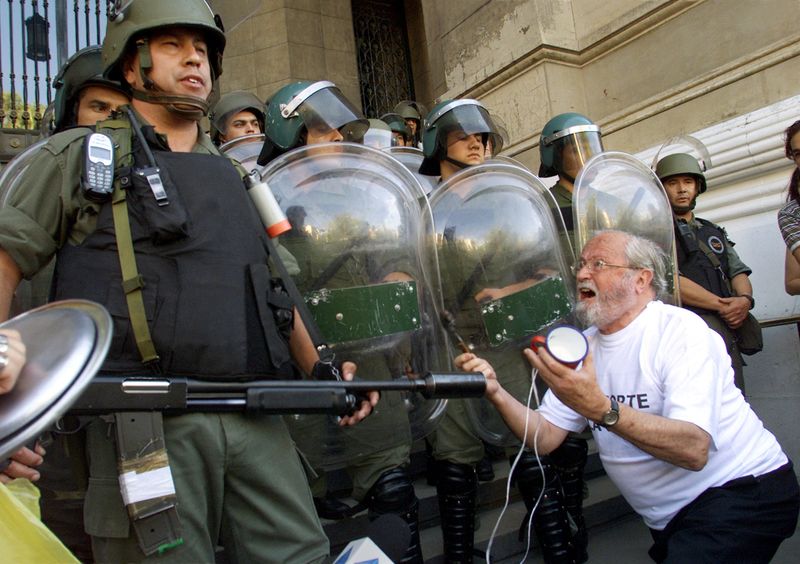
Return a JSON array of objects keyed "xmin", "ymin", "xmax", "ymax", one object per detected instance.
[
  {"xmin": 209, "ymin": 0, "xmax": 361, "ymax": 110},
  {"xmin": 208, "ymin": 0, "xmax": 800, "ymax": 174},
  {"xmin": 410, "ymin": 0, "xmax": 800, "ymax": 172}
]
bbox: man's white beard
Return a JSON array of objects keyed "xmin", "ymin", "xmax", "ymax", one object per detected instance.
[{"xmin": 575, "ymin": 273, "xmax": 638, "ymax": 330}]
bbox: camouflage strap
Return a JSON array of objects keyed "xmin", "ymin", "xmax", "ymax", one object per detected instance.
[
  {"xmin": 100, "ymin": 116, "xmax": 160, "ymax": 368},
  {"xmin": 111, "ymin": 186, "xmax": 160, "ymax": 366},
  {"xmin": 100, "ymin": 116, "xmax": 181, "ymax": 554}
]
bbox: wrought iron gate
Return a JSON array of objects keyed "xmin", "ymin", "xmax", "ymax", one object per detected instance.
[
  {"xmin": 351, "ymin": 0, "xmax": 415, "ymax": 119},
  {"xmin": 1, "ymin": 0, "xmax": 106, "ymax": 162}
]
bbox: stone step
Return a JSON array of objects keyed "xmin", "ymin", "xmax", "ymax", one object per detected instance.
[{"xmin": 322, "ymin": 446, "xmax": 634, "ymax": 561}]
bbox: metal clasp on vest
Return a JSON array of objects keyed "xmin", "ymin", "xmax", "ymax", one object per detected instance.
[{"xmin": 135, "ymin": 166, "xmax": 170, "ymax": 207}]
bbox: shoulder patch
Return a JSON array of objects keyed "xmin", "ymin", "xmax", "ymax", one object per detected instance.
[{"xmin": 707, "ymin": 234, "xmax": 725, "ymax": 254}]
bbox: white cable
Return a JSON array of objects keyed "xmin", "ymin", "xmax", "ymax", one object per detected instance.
[{"xmin": 486, "ymin": 366, "xmax": 546, "ymax": 564}]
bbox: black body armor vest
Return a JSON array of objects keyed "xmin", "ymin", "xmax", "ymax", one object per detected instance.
[
  {"xmin": 675, "ymin": 217, "xmax": 732, "ymax": 314},
  {"xmin": 53, "ymin": 138, "xmax": 293, "ymax": 379}
]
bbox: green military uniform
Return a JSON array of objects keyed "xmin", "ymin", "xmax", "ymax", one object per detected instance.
[
  {"xmin": 549, "ymin": 181, "xmax": 576, "ymax": 259},
  {"xmin": 550, "ymin": 181, "xmax": 572, "ymax": 208},
  {"xmin": 0, "ymin": 114, "xmax": 328, "ymax": 563}
]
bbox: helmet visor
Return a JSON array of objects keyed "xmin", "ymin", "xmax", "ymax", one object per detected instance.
[
  {"xmin": 553, "ymin": 130, "xmax": 603, "ymax": 179},
  {"xmin": 363, "ymin": 127, "xmax": 394, "ymax": 149},
  {"xmin": 436, "ymin": 104, "xmax": 503, "ymax": 155},
  {"xmin": 298, "ymin": 87, "xmax": 369, "ymax": 142}
]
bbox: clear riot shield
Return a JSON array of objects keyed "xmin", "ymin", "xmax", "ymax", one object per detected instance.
[
  {"xmin": 0, "ymin": 138, "xmax": 48, "ymax": 208},
  {"xmin": 0, "ymin": 300, "xmax": 112, "ymax": 461},
  {"xmin": 219, "ymin": 133, "xmax": 265, "ymax": 174},
  {"xmin": 0, "ymin": 139, "xmax": 56, "ymax": 315},
  {"xmin": 386, "ymin": 145, "xmax": 438, "ymax": 197},
  {"xmin": 573, "ymin": 151, "xmax": 679, "ymax": 303},
  {"xmin": 489, "ymin": 155, "xmax": 527, "ymax": 168},
  {"xmin": 259, "ymin": 142, "xmax": 449, "ymax": 470},
  {"xmin": 427, "ymin": 162, "xmax": 575, "ymax": 446}
]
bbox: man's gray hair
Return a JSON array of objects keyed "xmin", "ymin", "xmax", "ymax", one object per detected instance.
[{"xmin": 621, "ymin": 232, "xmax": 670, "ymax": 298}]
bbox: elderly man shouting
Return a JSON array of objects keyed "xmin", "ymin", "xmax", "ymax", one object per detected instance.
[{"xmin": 458, "ymin": 230, "xmax": 798, "ymax": 563}]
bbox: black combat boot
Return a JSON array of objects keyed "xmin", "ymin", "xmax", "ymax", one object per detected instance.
[
  {"xmin": 512, "ymin": 452, "xmax": 580, "ymax": 564},
  {"xmin": 437, "ymin": 460, "xmax": 478, "ymax": 563},
  {"xmin": 364, "ymin": 467, "xmax": 423, "ymax": 563},
  {"xmin": 550, "ymin": 436, "xmax": 590, "ymax": 563}
]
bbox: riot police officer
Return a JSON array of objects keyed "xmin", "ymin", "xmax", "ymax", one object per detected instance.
[
  {"xmin": 259, "ymin": 81, "xmax": 425, "ymax": 564},
  {"xmin": 420, "ymin": 98, "xmax": 506, "ymax": 562},
  {"xmin": 381, "ymin": 112, "xmax": 413, "ymax": 147},
  {"xmin": 529, "ymin": 112, "xmax": 608, "ymax": 564},
  {"xmin": 0, "ymin": 2, "xmax": 374, "ymax": 562},
  {"xmin": 539, "ymin": 112, "xmax": 604, "ymax": 239},
  {"xmin": 51, "ymin": 45, "xmax": 130, "ymax": 133},
  {"xmin": 208, "ymin": 89, "xmax": 265, "ymax": 146},
  {"xmin": 427, "ymin": 105, "xmax": 592, "ymax": 563},
  {"xmin": 656, "ymin": 153, "xmax": 753, "ymax": 393},
  {"xmin": 393, "ymin": 100, "xmax": 426, "ymax": 148}
]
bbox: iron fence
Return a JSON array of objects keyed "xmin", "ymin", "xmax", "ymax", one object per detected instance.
[{"xmin": 1, "ymin": 0, "xmax": 106, "ymax": 131}]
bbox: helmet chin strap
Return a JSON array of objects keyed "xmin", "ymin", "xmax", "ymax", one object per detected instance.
[
  {"xmin": 559, "ymin": 171, "xmax": 576, "ymax": 184},
  {"xmin": 671, "ymin": 197, "xmax": 697, "ymax": 215},
  {"xmin": 131, "ymin": 88, "xmax": 209, "ymax": 121},
  {"xmin": 132, "ymin": 38, "xmax": 210, "ymax": 121},
  {"xmin": 444, "ymin": 156, "xmax": 471, "ymax": 170}
]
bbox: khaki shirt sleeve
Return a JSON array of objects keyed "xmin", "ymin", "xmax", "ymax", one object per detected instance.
[
  {"xmin": 721, "ymin": 229, "xmax": 751, "ymax": 278},
  {"xmin": 0, "ymin": 133, "xmax": 99, "ymax": 278},
  {"xmin": 724, "ymin": 241, "xmax": 751, "ymax": 278}
]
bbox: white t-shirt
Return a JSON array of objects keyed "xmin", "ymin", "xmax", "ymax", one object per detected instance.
[{"xmin": 539, "ymin": 301, "xmax": 788, "ymax": 530}]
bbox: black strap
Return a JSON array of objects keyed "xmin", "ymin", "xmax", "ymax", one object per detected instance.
[
  {"xmin": 262, "ymin": 235, "xmax": 335, "ymax": 364},
  {"xmin": 675, "ymin": 219, "xmax": 733, "ymax": 295}
]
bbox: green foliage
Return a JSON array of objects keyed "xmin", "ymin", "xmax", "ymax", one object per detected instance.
[{"xmin": 1, "ymin": 93, "xmax": 47, "ymax": 130}]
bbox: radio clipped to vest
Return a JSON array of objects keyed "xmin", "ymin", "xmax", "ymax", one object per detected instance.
[
  {"xmin": 126, "ymin": 107, "xmax": 170, "ymax": 206},
  {"xmin": 82, "ymin": 132, "xmax": 115, "ymax": 202}
]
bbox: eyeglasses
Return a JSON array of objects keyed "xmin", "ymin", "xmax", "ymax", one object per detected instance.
[{"xmin": 571, "ymin": 258, "xmax": 639, "ymax": 275}]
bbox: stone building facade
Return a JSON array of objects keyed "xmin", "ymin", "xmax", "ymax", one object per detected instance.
[{"xmin": 212, "ymin": 0, "xmax": 799, "ymax": 168}]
